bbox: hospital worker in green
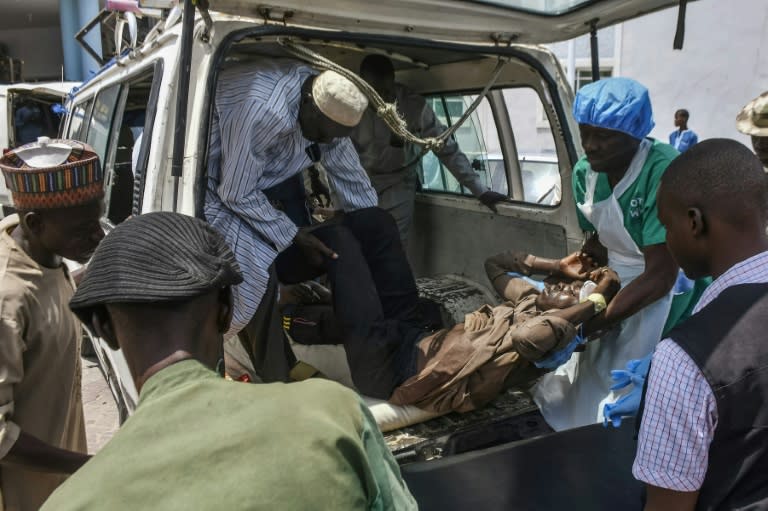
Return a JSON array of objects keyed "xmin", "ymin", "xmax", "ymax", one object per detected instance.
[{"xmin": 532, "ymin": 77, "xmax": 705, "ymax": 431}]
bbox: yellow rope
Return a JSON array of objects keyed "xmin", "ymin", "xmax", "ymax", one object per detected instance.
[{"xmin": 278, "ymin": 38, "xmax": 507, "ymax": 153}]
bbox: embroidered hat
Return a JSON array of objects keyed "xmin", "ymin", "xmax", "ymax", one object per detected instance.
[
  {"xmin": 312, "ymin": 70, "xmax": 369, "ymax": 127},
  {"xmin": 736, "ymin": 91, "xmax": 768, "ymax": 137},
  {"xmin": 0, "ymin": 137, "xmax": 104, "ymax": 210},
  {"xmin": 573, "ymin": 77, "xmax": 655, "ymax": 140}
]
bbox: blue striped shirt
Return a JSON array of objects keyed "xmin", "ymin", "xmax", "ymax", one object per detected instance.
[{"xmin": 205, "ymin": 59, "xmax": 377, "ymax": 334}]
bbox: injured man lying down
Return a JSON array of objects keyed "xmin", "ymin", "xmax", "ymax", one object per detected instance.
[{"xmin": 282, "ymin": 251, "xmax": 620, "ymax": 415}]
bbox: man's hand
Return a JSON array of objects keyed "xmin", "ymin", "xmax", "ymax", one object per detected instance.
[
  {"xmin": 478, "ymin": 191, "xmax": 507, "ymax": 213},
  {"xmin": 591, "ymin": 267, "xmax": 621, "ymax": 302},
  {"xmin": 558, "ymin": 252, "xmax": 596, "ymax": 280},
  {"xmin": 293, "ymin": 228, "xmax": 338, "ymax": 267},
  {"xmin": 581, "ymin": 233, "xmax": 608, "ymax": 267}
]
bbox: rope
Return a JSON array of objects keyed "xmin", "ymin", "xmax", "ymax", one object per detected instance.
[{"xmin": 277, "ymin": 38, "xmax": 507, "ymax": 153}]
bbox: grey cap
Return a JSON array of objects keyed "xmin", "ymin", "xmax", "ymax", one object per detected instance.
[{"xmin": 70, "ymin": 212, "xmax": 243, "ymax": 327}]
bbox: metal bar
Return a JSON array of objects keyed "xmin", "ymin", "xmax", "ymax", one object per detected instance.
[
  {"xmin": 75, "ymin": 9, "xmax": 110, "ymax": 66},
  {"xmin": 589, "ymin": 20, "xmax": 600, "ymax": 83},
  {"xmin": 170, "ymin": 0, "xmax": 195, "ymax": 212},
  {"xmin": 673, "ymin": 0, "xmax": 689, "ymax": 50}
]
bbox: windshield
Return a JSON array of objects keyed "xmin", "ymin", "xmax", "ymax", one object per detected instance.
[{"xmin": 469, "ymin": 0, "xmax": 596, "ymax": 15}]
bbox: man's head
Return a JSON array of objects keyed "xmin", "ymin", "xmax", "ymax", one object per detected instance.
[
  {"xmin": 573, "ymin": 77, "xmax": 655, "ymax": 173},
  {"xmin": 736, "ymin": 91, "xmax": 768, "ymax": 167},
  {"xmin": 69, "ymin": 213, "xmax": 243, "ymax": 381},
  {"xmin": 0, "ymin": 138, "xmax": 105, "ymax": 262},
  {"xmin": 360, "ymin": 54, "xmax": 396, "ymax": 103},
  {"xmin": 674, "ymin": 109, "xmax": 689, "ymax": 128},
  {"xmin": 535, "ymin": 280, "xmax": 584, "ymax": 311},
  {"xmin": 298, "ymin": 70, "xmax": 368, "ymax": 144},
  {"xmin": 658, "ymin": 138, "xmax": 768, "ymax": 279}
]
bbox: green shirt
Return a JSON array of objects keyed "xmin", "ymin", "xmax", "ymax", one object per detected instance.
[
  {"xmin": 572, "ymin": 139, "xmax": 679, "ymax": 249},
  {"xmin": 571, "ymin": 140, "xmax": 709, "ymax": 331},
  {"xmin": 42, "ymin": 360, "xmax": 417, "ymax": 511}
]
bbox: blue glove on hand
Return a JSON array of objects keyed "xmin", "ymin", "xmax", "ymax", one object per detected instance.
[
  {"xmin": 609, "ymin": 354, "xmax": 652, "ymax": 391},
  {"xmin": 534, "ymin": 333, "xmax": 586, "ymax": 370},
  {"xmin": 603, "ymin": 353, "xmax": 653, "ymax": 428}
]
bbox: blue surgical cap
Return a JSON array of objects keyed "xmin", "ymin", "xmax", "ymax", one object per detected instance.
[{"xmin": 573, "ymin": 77, "xmax": 655, "ymax": 140}]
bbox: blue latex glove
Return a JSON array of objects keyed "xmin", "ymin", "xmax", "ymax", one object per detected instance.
[
  {"xmin": 609, "ymin": 354, "xmax": 652, "ymax": 391},
  {"xmin": 507, "ymin": 272, "xmax": 545, "ymax": 291},
  {"xmin": 51, "ymin": 103, "xmax": 67, "ymax": 117},
  {"xmin": 535, "ymin": 333, "xmax": 586, "ymax": 370},
  {"xmin": 603, "ymin": 386, "xmax": 644, "ymax": 428},
  {"xmin": 603, "ymin": 353, "xmax": 653, "ymax": 427},
  {"xmin": 673, "ymin": 270, "xmax": 695, "ymax": 295}
]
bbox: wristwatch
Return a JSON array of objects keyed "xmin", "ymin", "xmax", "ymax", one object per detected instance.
[{"xmin": 581, "ymin": 292, "xmax": 607, "ymax": 314}]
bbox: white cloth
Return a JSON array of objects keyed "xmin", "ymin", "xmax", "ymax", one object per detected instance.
[{"xmin": 532, "ymin": 140, "xmax": 673, "ymax": 431}]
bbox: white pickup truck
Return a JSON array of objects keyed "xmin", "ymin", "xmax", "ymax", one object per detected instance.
[{"xmin": 61, "ymin": 1, "xmax": 694, "ymax": 508}]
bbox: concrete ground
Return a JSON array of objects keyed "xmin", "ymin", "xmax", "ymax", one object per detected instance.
[{"xmin": 81, "ymin": 356, "xmax": 119, "ymax": 454}]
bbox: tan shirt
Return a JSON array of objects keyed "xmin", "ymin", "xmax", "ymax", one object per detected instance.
[
  {"xmin": 389, "ymin": 271, "xmax": 576, "ymax": 414},
  {"xmin": 0, "ymin": 215, "xmax": 86, "ymax": 511}
]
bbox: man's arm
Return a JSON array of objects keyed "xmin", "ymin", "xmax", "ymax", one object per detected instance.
[
  {"xmin": 321, "ymin": 138, "xmax": 378, "ymax": 212},
  {"xmin": 5, "ymin": 432, "xmax": 90, "ymax": 474},
  {"xmin": 644, "ymin": 486, "xmax": 698, "ymax": 511},
  {"xmin": 213, "ymin": 105, "xmax": 299, "ymax": 252},
  {"xmin": 583, "ymin": 243, "xmax": 677, "ymax": 335},
  {"xmin": 357, "ymin": 401, "xmax": 418, "ymax": 510},
  {"xmin": 485, "ymin": 251, "xmax": 596, "ymax": 300},
  {"xmin": 0, "ymin": 318, "xmax": 90, "ymax": 474},
  {"xmin": 633, "ymin": 340, "xmax": 715, "ymax": 508}
]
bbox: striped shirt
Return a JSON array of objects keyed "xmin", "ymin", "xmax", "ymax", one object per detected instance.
[
  {"xmin": 633, "ymin": 250, "xmax": 768, "ymax": 490},
  {"xmin": 205, "ymin": 59, "xmax": 377, "ymax": 334}
]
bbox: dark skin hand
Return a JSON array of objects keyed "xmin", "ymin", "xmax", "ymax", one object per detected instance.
[
  {"xmin": 484, "ymin": 251, "xmax": 597, "ymax": 300},
  {"xmin": 478, "ymin": 191, "xmax": 508, "ymax": 213},
  {"xmin": 293, "ymin": 227, "xmax": 338, "ymax": 268},
  {"xmin": 582, "ymin": 243, "xmax": 678, "ymax": 336},
  {"xmin": 644, "ymin": 485, "xmax": 698, "ymax": 511},
  {"xmin": 4, "ymin": 432, "xmax": 90, "ymax": 474}
]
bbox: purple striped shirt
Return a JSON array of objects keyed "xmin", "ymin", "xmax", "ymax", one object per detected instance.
[
  {"xmin": 633, "ymin": 250, "xmax": 768, "ymax": 490},
  {"xmin": 205, "ymin": 59, "xmax": 377, "ymax": 335}
]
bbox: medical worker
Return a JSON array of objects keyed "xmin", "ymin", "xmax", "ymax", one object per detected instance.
[{"xmin": 532, "ymin": 78, "xmax": 704, "ymax": 431}]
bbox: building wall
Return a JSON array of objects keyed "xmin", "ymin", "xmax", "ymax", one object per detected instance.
[
  {"xmin": 620, "ymin": 0, "xmax": 768, "ymax": 146},
  {"xmin": 1, "ymin": 27, "xmax": 64, "ymax": 81}
]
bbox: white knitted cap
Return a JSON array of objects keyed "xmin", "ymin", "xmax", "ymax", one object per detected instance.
[{"xmin": 312, "ymin": 70, "xmax": 368, "ymax": 127}]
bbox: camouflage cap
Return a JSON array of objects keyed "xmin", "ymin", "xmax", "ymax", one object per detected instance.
[{"xmin": 736, "ymin": 91, "xmax": 768, "ymax": 137}]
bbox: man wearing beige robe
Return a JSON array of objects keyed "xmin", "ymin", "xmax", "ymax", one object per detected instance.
[{"xmin": 0, "ymin": 139, "xmax": 104, "ymax": 510}]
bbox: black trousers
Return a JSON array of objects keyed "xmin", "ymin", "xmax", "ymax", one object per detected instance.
[{"xmin": 275, "ymin": 207, "xmax": 422, "ymax": 398}]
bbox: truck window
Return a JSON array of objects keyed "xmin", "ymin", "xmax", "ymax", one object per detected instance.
[
  {"xmin": 86, "ymin": 85, "xmax": 121, "ymax": 163},
  {"xmin": 102, "ymin": 67, "xmax": 160, "ymax": 224},
  {"xmin": 420, "ymin": 94, "xmax": 507, "ymax": 196},
  {"xmin": 66, "ymin": 99, "xmax": 94, "ymax": 142},
  {"xmin": 501, "ymin": 87, "xmax": 562, "ymax": 206}
]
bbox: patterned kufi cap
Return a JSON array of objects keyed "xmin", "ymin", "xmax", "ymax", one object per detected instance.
[{"xmin": 0, "ymin": 137, "xmax": 103, "ymax": 210}]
